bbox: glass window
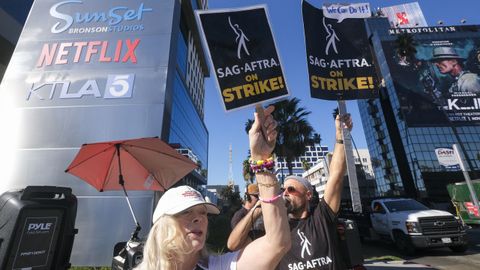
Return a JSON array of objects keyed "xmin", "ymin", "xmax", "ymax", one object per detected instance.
[
  {"xmin": 191, "ymin": 0, "xmax": 199, "ymax": 10},
  {"xmin": 170, "ymin": 72, "xmax": 208, "ymax": 169},
  {"xmin": 177, "ymin": 23, "xmax": 188, "ymax": 77},
  {"xmin": 385, "ymin": 200, "xmax": 429, "ymax": 212}
]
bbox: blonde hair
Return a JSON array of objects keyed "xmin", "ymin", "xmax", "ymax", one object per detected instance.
[{"xmin": 138, "ymin": 215, "xmax": 208, "ymax": 270}]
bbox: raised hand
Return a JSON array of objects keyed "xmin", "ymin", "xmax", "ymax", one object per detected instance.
[
  {"xmin": 249, "ymin": 105, "xmax": 277, "ymax": 160},
  {"xmin": 335, "ymin": 113, "xmax": 353, "ymax": 138}
]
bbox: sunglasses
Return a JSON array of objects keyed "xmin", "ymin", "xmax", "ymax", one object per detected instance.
[{"xmin": 281, "ymin": 186, "xmax": 301, "ymax": 195}]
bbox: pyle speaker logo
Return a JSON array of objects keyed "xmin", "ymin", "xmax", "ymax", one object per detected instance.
[{"xmin": 28, "ymin": 222, "xmax": 53, "ymax": 231}]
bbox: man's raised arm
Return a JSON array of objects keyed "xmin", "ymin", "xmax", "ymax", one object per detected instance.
[
  {"xmin": 227, "ymin": 201, "xmax": 261, "ymax": 251},
  {"xmin": 323, "ymin": 113, "xmax": 352, "ymax": 214}
]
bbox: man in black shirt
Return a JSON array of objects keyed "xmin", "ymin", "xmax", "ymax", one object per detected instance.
[
  {"xmin": 228, "ymin": 183, "xmax": 265, "ymax": 250},
  {"xmin": 227, "ymin": 113, "xmax": 352, "ymax": 269},
  {"xmin": 278, "ymin": 113, "xmax": 352, "ymax": 270}
]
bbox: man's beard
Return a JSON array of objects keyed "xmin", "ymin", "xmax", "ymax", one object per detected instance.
[{"xmin": 285, "ymin": 198, "xmax": 303, "ymax": 216}]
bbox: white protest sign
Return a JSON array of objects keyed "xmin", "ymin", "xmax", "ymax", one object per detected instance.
[
  {"xmin": 322, "ymin": 3, "xmax": 371, "ymax": 23},
  {"xmin": 435, "ymin": 148, "xmax": 460, "ymax": 167}
]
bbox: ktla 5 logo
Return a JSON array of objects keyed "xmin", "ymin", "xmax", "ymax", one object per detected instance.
[{"xmin": 27, "ymin": 74, "xmax": 135, "ymax": 100}]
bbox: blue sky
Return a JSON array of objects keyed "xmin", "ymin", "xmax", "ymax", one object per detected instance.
[{"xmin": 203, "ymin": 0, "xmax": 480, "ymax": 188}]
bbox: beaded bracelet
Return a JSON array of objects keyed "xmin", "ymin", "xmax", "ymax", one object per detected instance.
[
  {"xmin": 259, "ymin": 192, "xmax": 283, "ymax": 203},
  {"xmin": 249, "ymin": 157, "xmax": 275, "ymax": 173}
]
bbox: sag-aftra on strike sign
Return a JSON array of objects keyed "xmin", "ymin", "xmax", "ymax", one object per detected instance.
[
  {"xmin": 303, "ymin": 0, "xmax": 379, "ymax": 100},
  {"xmin": 196, "ymin": 6, "xmax": 289, "ymax": 111}
]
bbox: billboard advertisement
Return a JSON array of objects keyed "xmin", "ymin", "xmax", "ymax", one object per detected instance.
[
  {"xmin": 196, "ymin": 6, "xmax": 289, "ymax": 111},
  {"xmin": 383, "ymin": 26, "xmax": 480, "ymax": 126},
  {"xmin": 302, "ymin": 0, "xmax": 379, "ymax": 100},
  {"xmin": 381, "ymin": 2, "xmax": 428, "ymax": 28}
]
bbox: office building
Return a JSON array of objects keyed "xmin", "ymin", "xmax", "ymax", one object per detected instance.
[
  {"xmin": 274, "ymin": 143, "xmax": 329, "ymax": 181},
  {"xmin": 303, "ymin": 149, "xmax": 375, "ymax": 198},
  {"xmin": 0, "ymin": 0, "xmax": 210, "ymax": 265},
  {"xmin": 0, "ymin": 0, "xmax": 33, "ymax": 81},
  {"xmin": 360, "ymin": 16, "xmax": 480, "ymax": 206}
]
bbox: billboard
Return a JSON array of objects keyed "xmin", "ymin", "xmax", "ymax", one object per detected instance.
[
  {"xmin": 383, "ymin": 26, "xmax": 480, "ymax": 126},
  {"xmin": 196, "ymin": 6, "xmax": 289, "ymax": 111},
  {"xmin": 381, "ymin": 2, "xmax": 428, "ymax": 28},
  {"xmin": 302, "ymin": 0, "xmax": 379, "ymax": 100}
]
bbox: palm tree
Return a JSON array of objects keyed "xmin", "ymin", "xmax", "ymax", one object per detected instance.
[
  {"xmin": 242, "ymin": 158, "xmax": 254, "ymax": 184},
  {"xmin": 245, "ymin": 98, "xmax": 314, "ymax": 177},
  {"xmin": 301, "ymin": 159, "xmax": 311, "ymax": 171},
  {"xmin": 312, "ymin": 132, "xmax": 321, "ymax": 145},
  {"xmin": 395, "ymin": 33, "xmax": 417, "ymax": 64}
]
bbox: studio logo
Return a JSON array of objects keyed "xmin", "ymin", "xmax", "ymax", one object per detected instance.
[
  {"xmin": 27, "ymin": 74, "xmax": 135, "ymax": 100},
  {"xmin": 104, "ymin": 74, "xmax": 135, "ymax": 98},
  {"xmin": 49, "ymin": 0, "xmax": 153, "ymax": 34}
]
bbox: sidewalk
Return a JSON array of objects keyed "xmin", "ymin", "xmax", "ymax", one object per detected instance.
[{"xmin": 364, "ymin": 260, "xmax": 437, "ymax": 269}]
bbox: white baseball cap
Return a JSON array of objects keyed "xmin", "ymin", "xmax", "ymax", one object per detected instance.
[{"xmin": 152, "ymin": 185, "xmax": 219, "ymax": 223}]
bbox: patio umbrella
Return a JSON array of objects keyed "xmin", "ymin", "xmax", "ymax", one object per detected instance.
[{"xmin": 65, "ymin": 137, "xmax": 197, "ymax": 239}]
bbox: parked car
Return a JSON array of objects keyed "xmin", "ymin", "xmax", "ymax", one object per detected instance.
[
  {"xmin": 341, "ymin": 198, "xmax": 469, "ymax": 255},
  {"xmin": 369, "ymin": 198, "xmax": 468, "ymax": 254}
]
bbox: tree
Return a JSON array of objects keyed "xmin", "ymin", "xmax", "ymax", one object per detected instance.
[
  {"xmin": 219, "ymin": 185, "xmax": 242, "ymax": 213},
  {"xmin": 245, "ymin": 98, "xmax": 315, "ymax": 177},
  {"xmin": 312, "ymin": 133, "xmax": 322, "ymax": 145},
  {"xmin": 302, "ymin": 159, "xmax": 311, "ymax": 171},
  {"xmin": 395, "ymin": 33, "xmax": 417, "ymax": 64},
  {"xmin": 242, "ymin": 158, "xmax": 254, "ymax": 184}
]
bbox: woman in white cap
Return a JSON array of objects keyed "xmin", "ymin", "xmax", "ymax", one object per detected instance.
[{"xmin": 137, "ymin": 106, "xmax": 290, "ymax": 270}]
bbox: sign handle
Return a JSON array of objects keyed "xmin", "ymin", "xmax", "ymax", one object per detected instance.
[
  {"xmin": 255, "ymin": 104, "xmax": 268, "ymax": 142},
  {"xmin": 338, "ymin": 100, "xmax": 362, "ymax": 213}
]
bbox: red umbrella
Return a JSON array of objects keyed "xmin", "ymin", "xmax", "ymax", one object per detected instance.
[{"xmin": 65, "ymin": 137, "xmax": 198, "ymax": 239}]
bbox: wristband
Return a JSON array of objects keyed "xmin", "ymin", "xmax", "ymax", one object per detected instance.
[
  {"xmin": 259, "ymin": 192, "xmax": 283, "ymax": 203},
  {"xmin": 336, "ymin": 139, "xmax": 344, "ymax": 144},
  {"xmin": 249, "ymin": 156, "xmax": 275, "ymax": 173}
]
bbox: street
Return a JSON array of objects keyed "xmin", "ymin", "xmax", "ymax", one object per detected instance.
[{"xmin": 361, "ymin": 226, "xmax": 480, "ymax": 270}]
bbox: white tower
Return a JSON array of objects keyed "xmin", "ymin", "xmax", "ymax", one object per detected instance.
[{"xmin": 228, "ymin": 144, "xmax": 234, "ymax": 187}]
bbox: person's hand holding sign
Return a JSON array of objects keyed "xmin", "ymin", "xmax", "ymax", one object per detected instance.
[{"xmin": 249, "ymin": 105, "xmax": 277, "ymax": 160}]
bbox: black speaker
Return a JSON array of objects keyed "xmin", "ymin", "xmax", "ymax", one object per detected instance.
[
  {"xmin": 0, "ymin": 186, "xmax": 78, "ymax": 270},
  {"xmin": 112, "ymin": 239, "xmax": 144, "ymax": 270},
  {"xmin": 337, "ymin": 218, "xmax": 364, "ymax": 268}
]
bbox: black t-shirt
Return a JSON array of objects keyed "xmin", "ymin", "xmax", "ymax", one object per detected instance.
[
  {"xmin": 231, "ymin": 207, "xmax": 265, "ymax": 240},
  {"xmin": 277, "ymin": 199, "xmax": 346, "ymax": 270}
]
